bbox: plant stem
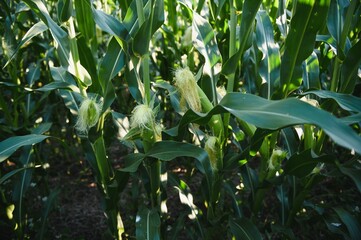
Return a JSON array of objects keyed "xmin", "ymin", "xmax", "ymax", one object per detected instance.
[{"xmin": 224, "ymin": 0, "xmax": 237, "ymax": 137}]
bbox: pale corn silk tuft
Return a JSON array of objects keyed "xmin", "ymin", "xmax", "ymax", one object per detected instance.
[
  {"xmin": 130, "ymin": 104, "xmax": 155, "ymax": 130},
  {"xmin": 174, "ymin": 67, "xmax": 202, "ymax": 112},
  {"xmin": 75, "ymin": 98, "xmax": 102, "ymax": 133}
]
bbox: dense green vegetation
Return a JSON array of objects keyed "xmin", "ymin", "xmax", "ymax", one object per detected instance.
[{"xmin": 1, "ymin": 0, "xmax": 361, "ymax": 239}]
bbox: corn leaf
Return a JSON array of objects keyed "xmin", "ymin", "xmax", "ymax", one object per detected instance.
[
  {"xmin": 302, "ymin": 90, "xmax": 361, "ymax": 113},
  {"xmin": 136, "ymin": 207, "xmax": 161, "ymax": 240},
  {"xmin": 0, "ymin": 134, "xmax": 48, "ymax": 163},
  {"xmin": 74, "ymin": 0, "xmax": 95, "ymax": 44},
  {"xmin": 229, "ymin": 217, "xmax": 262, "ymax": 240},
  {"xmin": 284, "ymin": 149, "xmax": 336, "ymax": 178},
  {"xmin": 222, "ymin": 0, "xmax": 262, "ymax": 77},
  {"xmin": 23, "ymin": 0, "xmax": 71, "ymax": 66},
  {"xmin": 340, "ymin": 39, "xmax": 361, "ymax": 93},
  {"xmin": 4, "ymin": 21, "xmax": 48, "ymax": 68},
  {"xmin": 170, "ymin": 93, "xmax": 361, "ymax": 155},
  {"xmin": 339, "ymin": 166, "xmax": 361, "ymax": 192},
  {"xmin": 279, "ymin": 0, "xmax": 330, "ymax": 97},
  {"xmin": 255, "ymin": 10, "xmax": 281, "ymax": 99},
  {"xmin": 333, "ymin": 207, "xmax": 361, "ymax": 240}
]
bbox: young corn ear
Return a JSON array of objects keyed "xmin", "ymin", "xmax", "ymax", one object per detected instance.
[
  {"xmin": 130, "ymin": 104, "xmax": 155, "ymax": 130},
  {"xmin": 174, "ymin": 67, "xmax": 202, "ymax": 112},
  {"xmin": 75, "ymin": 98, "xmax": 102, "ymax": 132},
  {"xmin": 268, "ymin": 149, "xmax": 287, "ymax": 171},
  {"xmin": 205, "ymin": 136, "xmax": 220, "ymax": 171}
]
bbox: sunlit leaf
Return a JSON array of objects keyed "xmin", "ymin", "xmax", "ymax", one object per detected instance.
[{"xmin": 278, "ymin": 0, "xmax": 330, "ymax": 97}]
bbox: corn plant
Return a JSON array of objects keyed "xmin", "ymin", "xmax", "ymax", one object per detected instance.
[{"xmin": 1, "ymin": 0, "xmax": 361, "ymax": 239}]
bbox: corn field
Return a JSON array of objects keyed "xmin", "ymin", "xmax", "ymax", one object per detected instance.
[{"xmin": 1, "ymin": 0, "xmax": 361, "ymax": 239}]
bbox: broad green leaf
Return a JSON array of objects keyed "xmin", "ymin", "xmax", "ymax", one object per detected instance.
[
  {"xmin": 74, "ymin": 0, "xmax": 95, "ymax": 44},
  {"xmin": 0, "ymin": 166, "xmax": 35, "ymax": 185},
  {"xmin": 340, "ymin": 113, "xmax": 361, "ymax": 124},
  {"xmin": 37, "ymin": 189, "xmax": 60, "ymax": 240},
  {"xmin": 35, "ymin": 81, "xmax": 80, "ymax": 92},
  {"xmin": 146, "ymin": 141, "xmax": 212, "ymax": 176},
  {"xmin": 57, "ymin": 0, "xmax": 72, "ymax": 23},
  {"xmin": 119, "ymin": 153, "xmax": 146, "ymax": 173},
  {"xmin": 99, "ymin": 37, "xmax": 125, "ymax": 93},
  {"xmin": 192, "ymin": 11, "xmax": 222, "ymax": 77},
  {"xmin": 50, "ymin": 66, "xmax": 80, "ymax": 115},
  {"xmin": 327, "ymin": 0, "xmax": 347, "ymax": 44},
  {"xmin": 302, "ymin": 90, "xmax": 361, "ymax": 113},
  {"xmin": 92, "ymin": 137, "xmax": 112, "ymax": 185},
  {"xmin": 154, "ymin": 80, "xmax": 182, "ymax": 113},
  {"xmin": 255, "ymin": 10, "xmax": 280, "ymax": 99},
  {"xmin": 229, "ymin": 217, "xmax": 263, "ymax": 240},
  {"xmin": 316, "ymin": 34, "xmax": 337, "ymax": 54},
  {"xmin": 26, "ymin": 63, "xmax": 41, "ymax": 87},
  {"xmin": 99, "ymin": 37, "xmax": 125, "ymax": 110},
  {"xmin": 0, "ymin": 134, "xmax": 49, "ymax": 163},
  {"xmin": 91, "ymin": 7, "xmax": 129, "ymax": 41},
  {"xmin": 173, "ymin": 93, "xmax": 361, "ymax": 154},
  {"xmin": 333, "ymin": 207, "xmax": 361, "ymax": 240},
  {"xmin": 303, "ymin": 51, "xmax": 321, "ymax": 89},
  {"xmin": 136, "ymin": 207, "xmax": 161, "ymax": 240},
  {"xmin": 77, "ymin": 36, "xmax": 100, "ymax": 93},
  {"xmin": 284, "ymin": 149, "xmax": 336, "ymax": 178},
  {"xmin": 4, "ymin": 21, "xmax": 48, "ymax": 68},
  {"xmin": 339, "ymin": 166, "xmax": 361, "ymax": 192},
  {"xmin": 340, "ymin": 39, "xmax": 361, "ymax": 93},
  {"xmin": 151, "ymin": 0, "xmax": 165, "ymax": 36},
  {"xmin": 23, "ymin": 0, "xmax": 71, "ymax": 66},
  {"xmin": 279, "ymin": 0, "xmax": 330, "ymax": 97},
  {"xmin": 222, "ymin": 0, "xmax": 262, "ymax": 77}
]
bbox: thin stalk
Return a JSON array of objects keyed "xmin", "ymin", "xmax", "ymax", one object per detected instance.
[
  {"xmin": 143, "ymin": 54, "xmax": 151, "ymax": 105},
  {"xmin": 224, "ymin": 0, "xmax": 237, "ymax": 138}
]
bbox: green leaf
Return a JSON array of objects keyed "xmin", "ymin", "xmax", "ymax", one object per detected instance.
[
  {"xmin": 302, "ymin": 90, "xmax": 361, "ymax": 113},
  {"xmin": 339, "ymin": 166, "xmax": 361, "ymax": 192},
  {"xmin": 99, "ymin": 37, "xmax": 125, "ymax": 110},
  {"xmin": 136, "ymin": 207, "xmax": 161, "ymax": 240},
  {"xmin": 35, "ymin": 81, "xmax": 80, "ymax": 92},
  {"xmin": 146, "ymin": 141, "xmax": 212, "ymax": 176},
  {"xmin": 119, "ymin": 153, "xmax": 146, "ymax": 173},
  {"xmin": 340, "ymin": 39, "xmax": 361, "ymax": 93},
  {"xmin": 174, "ymin": 93, "xmax": 361, "ymax": 154},
  {"xmin": 57, "ymin": 0, "xmax": 72, "ymax": 23},
  {"xmin": 284, "ymin": 149, "xmax": 335, "ymax": 178},
  {"xmin": 222, "ymin": 0, "xmax": 262, "ymax": 77},
  {"xmin": 50, "ymin": 66, "xmax": 80, "ymax": 115},
  {"xmin": 279, "ymin": 0, "xmax": 330, "ymax": 97},
  {"xmin": 303, "ymin": 51, "xmax": 321, "ymax": 89},
  {"xmin": 4, "ymin": 21, "xmax": 48, "ymax": 68},
  {"xmin": 74, "ymin": 0, "xmax": 95, "ymax": 44},
  {"xmin": 229, "ymin": 217, "xmax": 263, "ymax": 240},
  {"xmin": 0, "ymin": 134, "xmax": 49, "ymax": 163},
  {"xmin": 333, "ymin": 207, "xmax": 361, "ymax": 240},
  {"xmin": 255, "ymin": 10, "xmax": 281, "ymax": 99},
  {"xmin": 99, "ymin": 37, "xmax": 125, "ymax": 94},
  {"xmin": 23, "ymin": 0, "xmax": 71, "ymax": 66},
  {"xmin": 192, "ymin": 11, "xmax": 222, "ymax": 78},
  {"xmin": 92, "ymin": 7, "xmax": 129, "ymax": 41},
  {"xmin": 37, "ymin": 189, "xmax": 60, "ymax": 240},
  {"xmin": 0, "ymin": 166, "xmax": 35, "ymax": 185}
]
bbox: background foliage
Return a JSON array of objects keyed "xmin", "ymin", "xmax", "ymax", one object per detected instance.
[{"xmin": 1, "ymin": 0, "xmax": 361, "ymax": 239}]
